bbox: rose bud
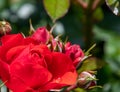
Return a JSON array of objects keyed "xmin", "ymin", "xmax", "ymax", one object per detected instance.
[
  {"xmin": 77, "ymin": 71, "xmax": 96, "ymax": 89},
  {"xmin": 0, "ymin": 21, "xmax": 11, "ymax": 36},
  {"xmin": 31, "ymin": 27, "xmax": 50, "ymax": 44},
  {"xmin": 65, "ymin": 42, "xmax": 84, "ymax": 67}
]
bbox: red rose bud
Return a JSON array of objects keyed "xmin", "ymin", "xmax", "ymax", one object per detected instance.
[
  {"xmin": 65, "ymin": 42, "xmax": 84, "ymax": 67},
  {"xmin": 77, "ymin": 71, "xmax": 96, "ymax": 89},
  {"xmin": 31, "ymin": 27, "xmax": 50, "ymax": 43},
  {"xmin": 0, "ymin": 21, "xmax": 11, "ymax": 36}
]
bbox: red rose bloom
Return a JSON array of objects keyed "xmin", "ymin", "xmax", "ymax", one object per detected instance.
[
  {"xmin": 0, "ymin": 32, "xmax": 77, "ymax": 92},
  {"xmin": 65, "ymin": 42, "xmax": 84, "ymax": 67}
]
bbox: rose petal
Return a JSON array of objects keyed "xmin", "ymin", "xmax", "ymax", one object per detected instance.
[
  {"xmin": 1, "ymin": 34, "xmax": 23, "ymax": 46},
  {"xmin": 47, "ymin": 52, "xmax": 75, "ymax": 78},
  {"xmin": 30, "ymin": 44, "xmax": 50, "ymax": 55},
  {"xmin": 23, "ymin": 37, "xmax": 39, "ymax": 45},
  {"xmin": 6, "ymin": 46, "xmax": 26, "ymax": 64},
  {"xmin": 39, "ymin": 83, "xmax": 66, "ymax": 92},
  {"xmin": 57, "ymin": 71, "xmax": 77, "ymax": 85},
  {"xmin": 6, "ymin": 75, "xmax": 35, "ymax": 92},
  {"xmin": 0, "ymin": 59, "xmax": 10, "ymax": 81},
  {"xmin": 10, "ymin": 61, "xmax": 52, "ymax": 90},
  {"xmin": 0, "ymin": 34, "xmax": 24, "ymax": 61},
  {"xmin": 40, "ymin": 71, "xmax": 77, "ymax": 91},
  {"xmin": 9, "ymin": 45, "xmax": 52, "ymax": 89}
]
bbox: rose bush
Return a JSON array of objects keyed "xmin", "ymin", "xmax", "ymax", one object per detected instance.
[{"xmin": 0, "ymin": 27, "xmax": 78, "ymax": 92}]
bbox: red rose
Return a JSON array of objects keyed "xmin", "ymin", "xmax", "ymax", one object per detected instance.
[
  {"xmin": 0, "ymin": 33, "xmax": 77, "ymax": 92},
  {"xmin": 65, "ymin": 42, "xmax": 84, "ymax": 67}
]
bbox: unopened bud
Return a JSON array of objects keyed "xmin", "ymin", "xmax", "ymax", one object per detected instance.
[
  {"xmin": 0, "ymin": 21, "xmax": 11, "ymax": 36},
  {"xmin": 77, "ymin": 71, "xmax": 96, "ymax": 89}
]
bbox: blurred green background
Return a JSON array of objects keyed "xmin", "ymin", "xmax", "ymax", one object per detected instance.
[{"xmin": 0, "ymin": 0, "xmax": 120, "ymax": 92}]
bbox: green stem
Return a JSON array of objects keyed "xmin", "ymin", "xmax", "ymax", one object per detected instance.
[
  {"xmin": 82, "ymin": 0, "xmax": 104, "ymax": 49},
  {"xmin": 82, "ymin": 12, "xmax": 94, "ymax": 49}
]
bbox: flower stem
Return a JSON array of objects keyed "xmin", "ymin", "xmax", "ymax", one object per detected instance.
[{"xmin": 82, "ymin": 12, "xmax": 94, "ymax": 49}]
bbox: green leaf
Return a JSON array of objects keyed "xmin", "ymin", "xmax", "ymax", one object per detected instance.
[
  {"xmin": 43, "ymin": 0, "xmax": 70, "ymax": 22},
  {"xmin": 77, "ymin": 57, "xmax": 104, "ymax": 73},
  {"xmin": 106, "ymin": 0, "xmax": 120, "ymax": 15}
]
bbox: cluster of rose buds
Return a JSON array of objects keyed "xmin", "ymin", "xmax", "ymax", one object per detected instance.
[
  {"xmin": 0, "ymin": 21, "xmax": 97, "ymax": 92},
  {"xmin": 31, "ymin": 26, "xmax": 85, "ymax": 68}
]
